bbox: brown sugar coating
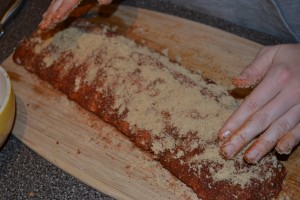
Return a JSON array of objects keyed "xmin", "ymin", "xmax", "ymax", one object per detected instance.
[{"xmin": 13, "ymin": 21, "xmax": 286, "ymax": 199}]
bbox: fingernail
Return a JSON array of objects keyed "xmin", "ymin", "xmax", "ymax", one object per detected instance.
[
  {"xmin": 245, "ymin": 149, "xmax": 261, "ymax": 164},
  {"xmin": 219, "ymin": 130, "xmax": 232, "ymax": 140},
  {"xmin": 275, "ymin": 146, "xmax": 292, "ymax": 155},
  {"xmin": 221, "ymin": 143, "xmax": 235, "ymax": 159}
]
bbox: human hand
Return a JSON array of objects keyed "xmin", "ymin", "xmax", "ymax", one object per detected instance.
[
  {"xmin": 219, "ymin": 44, "xmax": 300, "ymax": 163},
  {"xmin": 39, "ymin": 0, "xmax": 112, "ymax": 31}
]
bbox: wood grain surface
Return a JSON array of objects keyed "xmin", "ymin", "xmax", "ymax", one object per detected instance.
[{"xmin": 2, "ymin": 4, "xmax": 299, "ymax": 199}]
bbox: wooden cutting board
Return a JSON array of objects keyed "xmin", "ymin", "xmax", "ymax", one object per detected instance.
[{"xmin": 2, "ymin": 4, "xmax": 299, "ymax": 199}]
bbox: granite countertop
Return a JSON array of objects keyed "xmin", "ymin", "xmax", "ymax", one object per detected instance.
[{"xmin": 0, "ymin": 0, "xmax": 284, "ymax": 200}]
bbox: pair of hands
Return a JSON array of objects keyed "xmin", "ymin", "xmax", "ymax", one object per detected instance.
[{"xmin": 40, "ymin": 0, "xmax": 300, "ymax": 163}]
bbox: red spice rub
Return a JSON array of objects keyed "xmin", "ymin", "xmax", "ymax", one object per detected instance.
[{"xmin": 13, "ymin": 21, "xmax": 286, "ymax": 199}]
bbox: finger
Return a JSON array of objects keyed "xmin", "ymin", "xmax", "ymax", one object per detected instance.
[
  {"xmin": 39, "ymin": 0, "xmax": 64, "ymax": 30},
  {"xmin": 244, "ymin": 104, "xmax": 300, "ymax": 163},
  {"xmin": 98, "ymin": 0, "xmax": 113, "ymax": 5},
  {"xmin": 42, "ymin": 0, "xmax": 57, "ymax": 18},
  {"xmin": 233, "ymin": 45, "xmax": 281, "ymax": 88},
  {"xmin": 44, "ymin": 0, "xmax": 64, "ymax": 21},
  {"xmin": 55, "ymin": 0, "xmax": 81, "ymax": 20},
  {"xmin": 219, "ymin": 65, "xmax": 283, "ymax": 140},
  {"xmin": 276, "ymin": 123, "xmax": 300, "ymax": 154},
  {"xmin": 221, "ymin": 88, "xmax": 298, "ymax": 159}
]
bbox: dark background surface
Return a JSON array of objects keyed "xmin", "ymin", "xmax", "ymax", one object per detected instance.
[{"xmin": 0, "ymin": 0, "xmax": 284, "ymax": 199}]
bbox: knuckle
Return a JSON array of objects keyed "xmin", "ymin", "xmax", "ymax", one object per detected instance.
[
  {"xmin": 232, "ymin": 133, "xmax": 249, "ymax": 151},
  {"xmin": 245, "ymin": 96, "xmax": 259, "ymax": 113},
  {"xmin": 276, "ymin": 67, "xmax": 292, "ymax": 86},
  {"xmin": 252, "ymin": 112, "xmax": 272, "ymax": 128},
  {"xmin": 238, "ymin": 134, "xmax": 248, "ymax": 146},
  {"xmin": 277, "ymin": 119, "xmax": 291, "ymax": 133},
  {"xmin": 235, "ymin": 130, "xmax": 256, "ymax": 146},
  {"xmin": 259, "ymin": 135, "xmax": 277, "ymax": 147},
  {"xmin": 246, "ymin": 62, "xmax": 260, "ymax": 76}
]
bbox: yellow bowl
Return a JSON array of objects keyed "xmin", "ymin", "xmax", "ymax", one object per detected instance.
[{"xmin": 0, "ymin": 66, "xmax": 15, "ymax": 147}]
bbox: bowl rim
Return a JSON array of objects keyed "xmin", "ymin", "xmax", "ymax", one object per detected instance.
[{"xmin": 0, "ymin": 65, "xmax": 11, "ymax": 114}]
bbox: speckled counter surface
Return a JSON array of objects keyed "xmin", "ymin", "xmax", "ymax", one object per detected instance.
[{"xmin": 0, "ymin": 1, "xmax": 284, "ymax": 200}]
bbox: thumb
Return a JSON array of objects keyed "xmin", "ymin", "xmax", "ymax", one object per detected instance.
[{"xmin": 233, "ymin": 45, "xmax": 281, "ymax": 88}]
